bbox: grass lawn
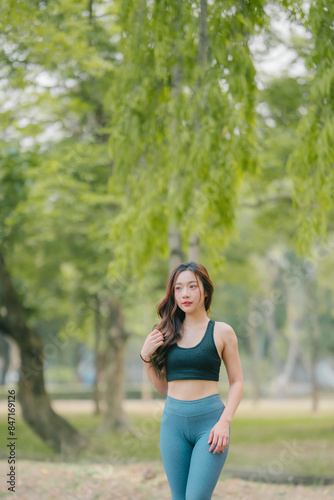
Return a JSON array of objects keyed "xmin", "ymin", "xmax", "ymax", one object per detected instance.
[{"xmin": 1, "ymin": 410, "xmax": 333, "ymax": 477}]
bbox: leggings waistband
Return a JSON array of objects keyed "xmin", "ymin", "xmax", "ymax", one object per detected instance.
[{"xmin": 164, "ymin": 393, "xmax": 224, "ymax": 417}]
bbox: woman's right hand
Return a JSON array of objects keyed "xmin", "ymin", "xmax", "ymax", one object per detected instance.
[{"xmin": 141, "ymin": 329, "xmax": 164, "ymax": 361}]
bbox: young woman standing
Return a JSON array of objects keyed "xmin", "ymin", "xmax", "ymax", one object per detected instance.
[{"xmin": 140, "ymin": 261, "xmax": 243, "ymax": 500}]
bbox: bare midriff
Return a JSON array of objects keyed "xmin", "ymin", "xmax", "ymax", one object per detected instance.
[{"xmin": 167, "ymin": 379, "xmax": 219, "ymax": 401}]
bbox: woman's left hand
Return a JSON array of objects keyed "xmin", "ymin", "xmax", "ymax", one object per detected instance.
[{"xmin": 208, "ymin": 420, "xmax": 229, "ymax": 454}]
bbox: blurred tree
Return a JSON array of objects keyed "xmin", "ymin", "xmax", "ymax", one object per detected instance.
[
  {"xmin": 0, "ymin": 252, "xmax": 88, "ymax": 455},
  {"xmin": 1, "ymin": 0, "xmax": 334, "ymax": 446},
  {"xmin": 0, "ymin": 0, "xmax": 130, "ymax": 447},
  {"xmin": 97, "ymin": 294, "xmax": 131, "ymax": 431},
  {"xmin": 0, "ymin": 333, "xmax": 10, "ymax": 385},
  {"xmin": 106, "ymin": 0, "xmax": 268, "ymax": 278},
  {"xmin": 284, "ymin": 0, "xmax": 334, "ymax": 252}
]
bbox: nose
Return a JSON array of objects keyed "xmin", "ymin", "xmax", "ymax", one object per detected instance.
[{"xmin": 182, "ymin": 288, "xmax": 190, "ymax": 298}]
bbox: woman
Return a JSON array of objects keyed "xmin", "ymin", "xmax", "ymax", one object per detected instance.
[{"xmin": 140, "ymin": 261, "xmax": 243, "ymax": 500}]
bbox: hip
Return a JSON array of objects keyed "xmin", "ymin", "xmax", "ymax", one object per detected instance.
[{"xmin": 163, "ymin": 393, "xmax": 225, "ymax": 418}]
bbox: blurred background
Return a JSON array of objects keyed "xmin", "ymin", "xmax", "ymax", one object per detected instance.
[{"xmin": 0, "ymin": 0, "xmax": 334, "ymax": 492}]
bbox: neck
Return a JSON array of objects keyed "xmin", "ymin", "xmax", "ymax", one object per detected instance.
[{"xmin": 182, "ymin": 309, "xmax": 209, "ymax": 327}]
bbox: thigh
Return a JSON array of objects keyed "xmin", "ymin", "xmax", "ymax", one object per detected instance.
[
  {"xmin": 160, "ymin": 410, "xmax": 193, "ymax": 500},
  {"xmin": 185, "ymin": 413, "xmax": 229, "ymax": 500}
]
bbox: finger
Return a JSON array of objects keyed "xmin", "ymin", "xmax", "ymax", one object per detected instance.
[
  {"xmin": 209, "ymin": 440, "xmax": 217, "ymax": 452},
  {"xmin": 151, "ymin": 332, "xmax": 164, "ymax": 342},
  {"xmin": 221, "ymin": 437, "xmax": 228, "ymax": 452},
  {"xmin": 151, "ymin": 334, "xmax": 162, "ymax": 340},
  {"xmin": 208, "ymin": 430, "xmax": 214, "ymax": 444},
  {"xmin": 209, "ymin": 436, "xmax": 218, "ymax": 452},
  {"xmin": 150, "ymin": 330, "xmax": 161, "ymax": 337},
  {"xmin": 213, "ymin": 437, "xmax": 223, "ymax": 454}
]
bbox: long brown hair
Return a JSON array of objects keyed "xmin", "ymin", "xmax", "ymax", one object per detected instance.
[{"xmin": 150, "ymin": 261, "xmax": 214, "ymax": 374}]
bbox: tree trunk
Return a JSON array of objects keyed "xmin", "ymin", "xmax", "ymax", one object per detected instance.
[
  {"xmin": 167, "ymin": 2, "xmax": 184, "ymax": 273},
  {"xmin": 186, "ymin": 0, "xmax": 208, "ymax": 265},
  {"xmin": 267, "ymin": 307, "xmax": 281, "ymax": 377},
  {"xmin": 93, "ymin": 294, "xmax": 102, "ymax": 415},
  {"xmin": 265, "ymin": 257, "xmax": 281, "ymax": 378},
  {"xmin": 0, "ymin": 333, "xmax": 10, "ymax": 385},
  {"xmin": 188, "ymin": 233, "xmax": 200, "ymax": 263},
  {"xmin": 198, "ymin": 0, "xmax": 208, "ymax": 67},
  {"xmin": 276, "ymin": 321, "xmax": 299, "ymax": 396},
  {"xmin": 169, "ymin": 223, "xmax": 183, "ymax": 271},
  {"xmin": 0, "ymin": 252, "xmax": 88, "ymax": 456},
  {"xmin": 276, "ymin": 275, "xmax": 304, "ymax": 397},
  {"xmin": 99, "ymin": 295, "xmax": 130, "ymax": 431},
  {"xmin": 307, "ymin": 279, "xmax": 320, "ymax": 412},
  {"xmin": 248, "ymin": 298, "xmax": 261, "ymax": 402},
  {"xmin": 141, "ymin": 304, "xmax": 153, "ymax": 401}
]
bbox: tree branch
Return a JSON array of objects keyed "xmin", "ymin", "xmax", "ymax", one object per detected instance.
[{"xmin": 88, "ymin": 0, "xmax": 94, "ymax": 23}]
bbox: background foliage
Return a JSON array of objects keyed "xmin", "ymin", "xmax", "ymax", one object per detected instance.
[{"xmin": 0, "ymin": 0, "xmax": 333, "ymax": 403}]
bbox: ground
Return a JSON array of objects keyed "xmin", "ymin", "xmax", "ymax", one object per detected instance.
[
  {"xmin": 1, "ymin": 398, "xmax": 334, "ymax": 499},
  {"xmin": 1, "ymin": 459, "xmax": 334, "ymax": 499}
]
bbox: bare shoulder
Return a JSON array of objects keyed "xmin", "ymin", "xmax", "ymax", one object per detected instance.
[
  {"xmin": 214, "ymin": 321, "xmax": 238, "ymax": 350},
  {"xmin": 215, "ymin": 321, "xmax": 237, "ymax": 337}
]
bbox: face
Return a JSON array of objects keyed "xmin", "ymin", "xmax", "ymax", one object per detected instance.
[{"xmin": 174, "ymin": 270, "xmax": 207, "ymax": 313}]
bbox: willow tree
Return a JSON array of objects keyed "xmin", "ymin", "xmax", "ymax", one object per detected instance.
[
  {"xmin": 107, "ymin": 0, "xmax": 268, "ymax": 276},
  {"xmin": 0, "ymin": 0, "xmax": 129, "ymax": 447},
  {"xmin": 285, "ymin": 0, "xmax": 334, "ymax": 252}
]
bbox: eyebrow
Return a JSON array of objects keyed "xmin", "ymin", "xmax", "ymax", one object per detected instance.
[{"xmin": 175, "ymin": 280, "xmax": 197, "ymax": 285}]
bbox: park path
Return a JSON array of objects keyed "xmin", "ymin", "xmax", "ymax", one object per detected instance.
[{"xmin": 1, "ymin": 459, "xmax": 334, "ymax": 499}]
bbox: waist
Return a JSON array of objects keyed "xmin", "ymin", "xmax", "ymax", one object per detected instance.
[
  {"xmin": 167, "ymin": 379, "xmax": 219, "ymax": 401},
  {"xmin": 164, "ymin": 393, "xmax": 224, "ymax": 416}
]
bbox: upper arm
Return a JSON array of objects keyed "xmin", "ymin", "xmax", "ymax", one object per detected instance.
[{"xmin": 221, "ymin": 325, "xmax": 243, "ymax": 386}]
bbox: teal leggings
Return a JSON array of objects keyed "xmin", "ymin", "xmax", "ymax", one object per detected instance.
[{"xmin": 160, "ymin": 394, "xmax": 229, "ymax": 500}]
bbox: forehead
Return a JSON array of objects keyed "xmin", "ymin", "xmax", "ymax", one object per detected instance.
[{"xmin": 175, "ymin": 270, "xmax": 199, "ymax": 285}]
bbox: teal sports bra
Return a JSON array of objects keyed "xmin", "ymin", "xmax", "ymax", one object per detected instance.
[{"xmin": 165, "ymin": 319, "xmax": 222, "ymax": 382}]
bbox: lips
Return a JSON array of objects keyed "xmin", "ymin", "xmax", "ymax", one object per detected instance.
[{"xmin": 182, "ymin": 302, "xmax": 192, "ymax": 306}]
